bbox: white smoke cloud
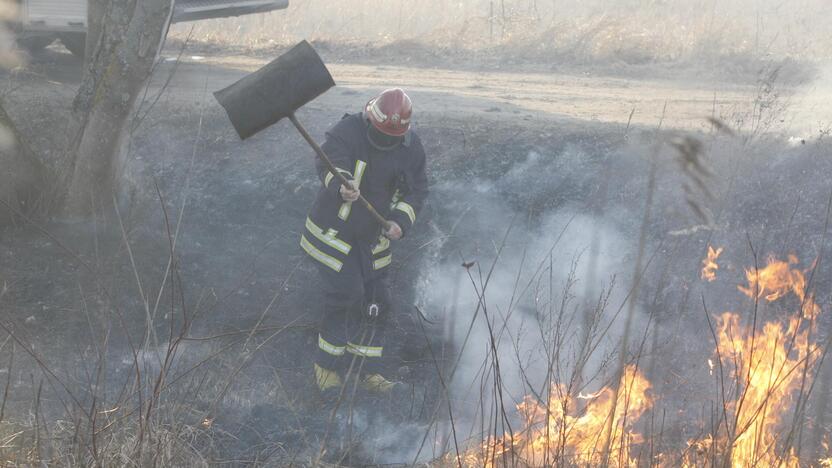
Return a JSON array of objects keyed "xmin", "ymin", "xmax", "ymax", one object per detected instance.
[{"xmin": 411, "ymin": 149, "xmax": 652, "ymax": 455}]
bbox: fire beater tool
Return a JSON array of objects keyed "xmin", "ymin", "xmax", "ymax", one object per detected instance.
[{"xmin": 213, "ymin": 40, "xmax": 390, "ymax": 228}]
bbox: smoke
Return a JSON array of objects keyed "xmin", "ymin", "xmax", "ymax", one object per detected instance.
[
  {"xmin": 788, "ymin": 63, "xmax": 832, "ymax": 138},
  {"xmin": 404, "ymin": 147, "xmax": 652, "ymax": 457},
  {"xmin": 0, "ymin": 0, "xmax": 21, "ymax": 70},
  {"xmin": 330, "ymin": 410, "xmax": 429, "ymax": 463}
]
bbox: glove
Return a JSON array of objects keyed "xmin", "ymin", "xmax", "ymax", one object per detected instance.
[
  {"xmin": 339, "ymin": 182, "xmax": 360, "ymax": 202},
  {"xmin": 383, "ymin": 221, "xmax": 402, "ymax": 240}
]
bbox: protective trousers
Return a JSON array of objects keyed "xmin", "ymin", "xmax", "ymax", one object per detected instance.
[{"xmin": 313, "ymin": 242, "xmax": 391, "ymax": 376}]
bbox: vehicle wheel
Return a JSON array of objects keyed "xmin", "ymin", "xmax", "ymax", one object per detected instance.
[
  {"xmin": 17, "ymin": 36, "xmax": 55, "ymax": 54},
  {"xmin": 59, "ymin": 33, "xmax": 86, "ymax": 59}
]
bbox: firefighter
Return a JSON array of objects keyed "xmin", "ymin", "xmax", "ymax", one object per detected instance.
[{"xmin": 300, "ymin": 88, "xmax": 428, "ymax": 395}]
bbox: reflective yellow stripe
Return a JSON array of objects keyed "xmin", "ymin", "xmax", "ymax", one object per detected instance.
[
  {"xmin": 394, "ymin": 201, "xmax": 416, "ymax": 224},
  {"xmin": 347, "ymin": 342, "xmax": 383, "ymax": 358},
  {"xmin": 301, "ymin": 235, "xmax": 343, "ymax": 272},
  {"xmin": 305, "ymin": 217, "xmax": 351, "ymax": 255},
  {"xmin": 325, "ymin": 168, "xmax": 352, "ymax": 188},
  {"xmin": 338, "ymin": 160, "xmax": 367, "ymax": 221},
  {"xmin": 338, "ymin": 201, "xmax": 352, "ymax": 221},
  {"xmin": 355, "ymin": 160, "xmax": 367, "ymax": 185},
  {"xmin": 372, "ymin": 236, "xmax": 390, "ymax": 255},
  {"xmin": 318, "ymin": 334, "xmax": 345, "ymax": 356},
  {"xmin": 373, "ymin": 254, "xmax": 392, "ymax": 270}
]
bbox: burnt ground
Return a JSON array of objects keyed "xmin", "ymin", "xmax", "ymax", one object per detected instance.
[{"xmin": 1, "ymin": 45, "xmax": 832, "ymax": 465}]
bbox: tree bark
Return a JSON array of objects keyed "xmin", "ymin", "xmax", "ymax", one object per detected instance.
[
  {"xmin": 65, "ymin": 0, "xmax": 173, "ymax": 216},
  {"xmin": 85, "ymin": 0, "xmax": 107, "ymax": 61}
]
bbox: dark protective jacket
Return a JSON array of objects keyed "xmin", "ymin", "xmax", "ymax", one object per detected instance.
[{"xmin": 300, "ymin": 113, "xmax": 428, "ymax": 274}]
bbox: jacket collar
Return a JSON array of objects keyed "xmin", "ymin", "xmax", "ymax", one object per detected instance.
[{"xmin": 362, "ymin": 113, "xmax": 411, "ymax": 147}]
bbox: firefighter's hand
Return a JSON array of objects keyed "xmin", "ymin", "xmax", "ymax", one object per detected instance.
[
  {"xmin": 384, "ymin": 221, "xmax": 402, "ymax": 240},
  {"xmin": 339, "ymin": 183, "xmax": 360, "ymax": 202}
]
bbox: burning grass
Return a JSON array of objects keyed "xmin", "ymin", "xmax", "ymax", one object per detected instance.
[
  {"xmin": 685, "ymin": 254, "xmax": 823, "ymax": 467},
  {"xmin": 701, "ymin": 245, "xmax": 723, "ymax": 282},
  {"xmin": 2, "ymin": 61, "xmax": 832, "ymax": 464},
  {"xmin": 442, "ymin": 252, "xmax": 829, "ymax": 467},
  {"xmin": 461, "ymin": 365, "xmax": 651, "ymax": 467}
]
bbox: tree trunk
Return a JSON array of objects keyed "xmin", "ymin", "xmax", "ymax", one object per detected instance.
[
  {"xmin": 0, "ymin": 102, "xmax": 48, "ymax": 224},
  {"xmin": 85, "ymin": 0, "xmax": 106, "ymax": 60},
  {"xmin": 65, "ymin": 0, "xmax": 173, "ymax": 216}
]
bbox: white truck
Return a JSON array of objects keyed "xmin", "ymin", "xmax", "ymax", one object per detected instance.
[{"xmin": 14, "ymin": 0, "xmax": 289, "ymax": 56}]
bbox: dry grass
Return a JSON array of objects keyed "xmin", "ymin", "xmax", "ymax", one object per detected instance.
[
  {"xmin": 2, "ymin": 129, "xmax": 832, "ymax": 466},
  {"xmin": 169, "ymin": 0, "xmax": 831, "ymax": 75}
]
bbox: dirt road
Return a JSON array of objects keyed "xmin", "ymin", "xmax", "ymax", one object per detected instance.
[
  {"xmin": 165, "ymin": 53, "xmax": 829, "ymax": 135},
  {"xmin": 27, "ymin": 47, "xmax": 828, "ymax": 136}
]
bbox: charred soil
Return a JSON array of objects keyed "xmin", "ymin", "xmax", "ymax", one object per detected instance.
[{"xmin": 1, "ymin": 44, "xmax": 831, "ymax": 465}]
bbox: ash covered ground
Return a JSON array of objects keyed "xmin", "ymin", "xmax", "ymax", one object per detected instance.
[{"xmin": 1, "ymin": 34, "xmax": 832, "ymax": 466}]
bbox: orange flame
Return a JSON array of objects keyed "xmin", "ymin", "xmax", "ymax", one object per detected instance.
[
  {"xmin": 458, "ymin": 255, "xmax": 823, "ymax": 467},
  {"xmin": 738, "ymin": 255, "xmax": 820, "ymax": 319},
  {"xmin": 686, "ymin": 254, "xmax": 821, "ymax": 467},
  {"xmin": 701, "ymin": 245, "xmax": 724, "ymax": 282},
  {"xmin": 462, "ymin": 366, "xmax": 651, "ymax": 467},
  {"xmin": 710, "ymin": 311, "xmax": 815, "ymax": 467}
]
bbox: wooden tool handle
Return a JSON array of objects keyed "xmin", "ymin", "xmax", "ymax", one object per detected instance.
[{"xmin": 289, "ymin": 114, "xmax": 391, "ymax": 229}]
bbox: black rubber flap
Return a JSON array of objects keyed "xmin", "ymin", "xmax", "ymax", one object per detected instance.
[{"xmin": 214, "ymin": 40, "xmax": 335, "ymax": 140}]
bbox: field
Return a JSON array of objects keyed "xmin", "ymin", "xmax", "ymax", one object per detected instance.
[{"xmin": 1, "ymin": 1, "xmax": 832, "ymax": 465}]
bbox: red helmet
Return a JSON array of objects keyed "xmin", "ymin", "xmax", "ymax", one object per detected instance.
[{"xmin": 365, "ymin": 88, "xmax": 412, "ymax": 137}]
